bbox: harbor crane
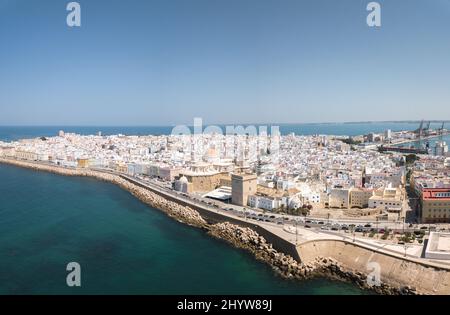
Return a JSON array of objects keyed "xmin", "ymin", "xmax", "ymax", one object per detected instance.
[{"xmin": 438, "ymin": 122, "xmax": 446, "ymax": 135}]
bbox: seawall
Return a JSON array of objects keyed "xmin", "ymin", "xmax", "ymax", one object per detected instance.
[
  {"xmin": 2, "ymin": 158, "xmax": 449, "ymax": 294},
  {"xmin": 121, "ymin": 175, "xmax": 302, "ymax": 261},
  {"xmin": 296, "ymin": 239, "xmax": 450, "ymax": 295}
]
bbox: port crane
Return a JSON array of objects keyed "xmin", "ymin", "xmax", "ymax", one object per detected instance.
[
  {"xmin": 438, "ymin": 122, "xmax": 446, "ymax": 135},
  {"xmin": 415, "ymin": 120, "xmax": 425, "ymax": 139}
]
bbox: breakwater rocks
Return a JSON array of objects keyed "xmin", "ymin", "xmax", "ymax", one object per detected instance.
[
  {"xmin": 208, "ymin": 222, "xmax": 416, "ymax": 295},
  {"xmin": 0, "ymin": 159, "xmax": 208, "ymax": 228},
  {"xmin": 0, "ymin": 159, "xmax": 418, "ymax": 295}
]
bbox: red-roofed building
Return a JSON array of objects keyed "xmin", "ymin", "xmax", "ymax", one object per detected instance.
[{"xmin": 421, "ymin": 188, "xmax": 450, "ymax": 223}]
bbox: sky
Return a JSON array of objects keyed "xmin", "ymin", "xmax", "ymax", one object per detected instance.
[{"xmin": 0, "ymin": 0, "xmax": 449, "ymax": 126}]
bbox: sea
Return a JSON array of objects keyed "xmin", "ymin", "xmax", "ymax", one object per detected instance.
[
  {"xmin": 0, "ymin": 163, "xmax": 367, "ymax": 294},
  {"xmin": 0, "ymin": 122, "xmax": 442, "ymax": 295},
  {"xmin": 0, "ymin": 122, "xmax": 447, "ymax": 141}
]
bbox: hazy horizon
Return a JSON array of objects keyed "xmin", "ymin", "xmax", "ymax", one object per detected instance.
[{"xmin": 0, "ymin": 119, "xmax": 449, "ymax": 128}]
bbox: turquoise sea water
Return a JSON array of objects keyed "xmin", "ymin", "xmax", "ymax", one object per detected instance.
[
  {"xmin": 1, "ymin": 122, "xmax": 447, "ymax": 141},
  {"xmin": 0, "ymin": 164, "xmax": 367, "ymax": 295},
  {"xmin": 1, "ymin": 123, "xmax": 446, "ymax": 294}
]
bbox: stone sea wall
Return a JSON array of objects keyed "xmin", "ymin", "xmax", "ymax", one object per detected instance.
[
  {"xmin": 208, "ymin": 222, "xmax": 410, "ymax": 295},
  {"xmin": 297, "ymin": 239, "xmax": 450, "ymax": 295},
  {"xmin": 0, "ymin": 158, "xmax": 438, "ymax": 295},
  {"xmin": 0, "ymin": 159, "xmax": 208, "ymax": 228}
]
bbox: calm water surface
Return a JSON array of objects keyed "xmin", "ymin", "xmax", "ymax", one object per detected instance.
[{"xmin": 0, "ymin": 164, "xmax": 368, "ymax": 295}]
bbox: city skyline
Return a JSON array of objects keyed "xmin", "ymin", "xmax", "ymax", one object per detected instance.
[
  {"xmin": 0, "ymin": 119, "xmax": 450, "ymax": 128},
  {"xmin": 2, "ymin": 0, "xmax": 450, "ymax": 299},
  {"xmin": 1, "ymin": 0, "xmax": 450, "ymax": 125}
]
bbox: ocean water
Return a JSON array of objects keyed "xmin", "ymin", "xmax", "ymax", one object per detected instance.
[
  {"xmin": 0, "ymin": 163, "xmax": 368, "ymax": 295},
  {"xmin": 0, "ymin": 122, "xmax": 446, "ymax": 142},
  {"xmin": 399, "ymin": 134, "xmax": 450, "ymax": 150}
]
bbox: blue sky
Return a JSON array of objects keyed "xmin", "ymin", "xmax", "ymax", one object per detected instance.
[{"xmin": 0, "ymin": 0, "xmax": 449, "ymax": 126}]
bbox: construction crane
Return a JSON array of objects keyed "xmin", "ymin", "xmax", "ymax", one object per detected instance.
[
  {"xmin": 438, "ymin": 122, "xmax": 446, "ymax": 135},
  {"xmin": 415, "ymin": 120, "xmax": 424, "ymax": 139}
]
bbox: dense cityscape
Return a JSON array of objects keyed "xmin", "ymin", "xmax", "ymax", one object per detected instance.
[
  {"xmin": 2, "ymin": 0, "xmax": 450, "ymax": 301},
  {"xmin": 1, "ymin": 123, "xmax": 450, "ymax": 267}
]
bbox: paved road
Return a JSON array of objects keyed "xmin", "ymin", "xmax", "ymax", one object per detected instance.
[
  {"xmin": 128, "ymin": 173, "xmax": 450, "ymax": 235},
  {"xmin": 5, "ymin": 160, "xmax": 450, "ymax": 269},
  {"xmin": 126, "ymin": 174, "xmax": 450, "ymax": 268}
]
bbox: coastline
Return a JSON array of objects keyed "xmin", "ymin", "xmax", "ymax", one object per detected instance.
[{"xmin": 0, "ymin": 158, "xmax": 441, "ymax": 295}]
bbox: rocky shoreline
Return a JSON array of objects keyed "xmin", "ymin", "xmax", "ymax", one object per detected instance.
[
  {"xmin": 0, "ymin": 158, "xmax": 417, "ymax": 295},
  {"xmin": 208, "ymin": 222, "xmax": 416, "ymax": 295}
]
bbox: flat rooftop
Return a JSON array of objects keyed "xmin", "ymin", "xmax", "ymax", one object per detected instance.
[
  {"xmin": 422, "ymin": 188, "xmax": 450, "ymax": 201},
  {"xmin": 231, "ymin": 173, "xmax": 257, "ymax": 180},
  {"xmin": 437, "ymin": 235, "xmax": 450, "ymax": 252},
  {"xmin": 202, "ymin": 186, "xmax": 232, "ymax": 201},
  {"xmin": 425, "ymin": 232, "xmax": 450, "ymax": 260}
]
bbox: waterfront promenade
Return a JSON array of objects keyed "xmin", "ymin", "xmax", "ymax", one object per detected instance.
[
  {"xmin": 119, "ymin": 172, "xmax": 450, "ymax": 269},
  {"xmin": 0, "ymin": 157, "xmax": 447, "ymax": 266},
  {"xmin": 1, "ymin": 157, "xmax": 450, "ymax": 294}
]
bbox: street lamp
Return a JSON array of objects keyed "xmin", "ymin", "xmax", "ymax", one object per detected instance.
[
  {"xmin": 402, "ymin": 216, "xmax": 405, "ymax": 234},
  {"xmin": 376, "ymin": 217, "xmax": 379, "ymax": 238}
]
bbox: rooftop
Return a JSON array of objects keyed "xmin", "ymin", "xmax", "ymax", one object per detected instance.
[
  {"xmin": 422, "ymin": 188, "xmax": 450, "ymax": 200},
  {"xmin": 425, "ymin": 232, "xmax": 450, "ymax": 260}
]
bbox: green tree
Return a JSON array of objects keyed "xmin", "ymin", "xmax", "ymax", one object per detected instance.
[{"xmin": 405, "ymin": 154, "xmax": 419, "ymax": 165}]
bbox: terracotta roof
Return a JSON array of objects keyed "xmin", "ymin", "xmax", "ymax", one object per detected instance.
[{"xmin": 422, "ymin": 188, "xmax": 450, "ymax": 201}]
